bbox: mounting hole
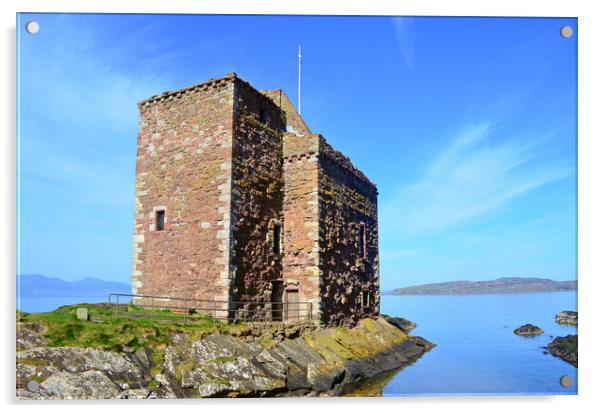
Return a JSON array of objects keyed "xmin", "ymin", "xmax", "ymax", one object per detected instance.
[
  {"xmin": 559, "ymin": 375, "xmax": 573, "ymax": 388},
  {"xmin": 25, "ymin": 21, "xmax": 40, "ymax": 34},
  {"xmin": 560, "ymin": 25, "xmax": 573, "ymax": 39},
  {"xmin": 26, "ymin": 380, "xmax": 40, "ymax": 392}
]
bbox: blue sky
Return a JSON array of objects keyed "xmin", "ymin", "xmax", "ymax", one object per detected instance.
[{"xmin": 17, "ymin": 14, "xmax": 577, "ymax": 291}]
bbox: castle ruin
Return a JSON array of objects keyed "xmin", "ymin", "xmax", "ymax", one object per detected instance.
[{"xmin": 131, "ymin": 73, "xmax": 379, "ymax": 326}]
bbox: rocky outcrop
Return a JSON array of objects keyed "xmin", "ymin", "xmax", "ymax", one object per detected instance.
[
  {"xmin": 17, "ymin": 317, "xmax": 433, "ymax": 399},
  {"xmin": 555, "ymin": 311, "xmax": 578, "ymax": 326},
  {"xmin": 17, "ymin": 323, "xmax": 47, "ymax": 350},
  {"xmin": 547, "ymin": 335, "xmax": 578, "ymax": 367},
  {"xmin": 382, "ymin": 315, "xmax": 417, "ymax": 333},
  {"xmin": 513, "ymin": 324, "xmax": 544, "ymax": 337}
]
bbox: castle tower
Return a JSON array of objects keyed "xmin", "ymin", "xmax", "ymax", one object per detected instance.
[{"xmin": 132, "ymin": 73, "xmax": 379, "ymax": 326}]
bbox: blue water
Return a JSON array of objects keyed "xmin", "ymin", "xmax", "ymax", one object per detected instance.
[
  {"xmin": 18, "ymin": 296, "xmax": 111, "ymax": 313},
  {"xmin": 380, "ymin": 292, "xmax": 578, "ymax": 396}
]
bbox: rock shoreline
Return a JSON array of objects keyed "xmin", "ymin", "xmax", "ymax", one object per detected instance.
[
  {"xmin": 547, "ymin": 335, "xmax": 578, "ymax": 367},
  {"xmin": 17, "ymin": 317, "xmax": 434, "ymax": 399}
]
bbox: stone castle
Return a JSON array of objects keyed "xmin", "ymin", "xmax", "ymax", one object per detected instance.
[{"xmin": 131, "ymin": 72, "xmax": 379, "ymax": 326}]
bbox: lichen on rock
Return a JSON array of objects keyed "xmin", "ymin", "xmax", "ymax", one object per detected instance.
[
  {"xmin": 555, "ymin": 311, "xmax": 578, "ymax": 326},
  {"xmin": 16, "ymin": 315, "xmax": 434, "ymax": 399}
]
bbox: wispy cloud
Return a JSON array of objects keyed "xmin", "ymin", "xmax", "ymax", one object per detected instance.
[
  {"xmin": 381, "ymin": 120, "xmax": 573, "ymax": 236},
  {"xmin": 20, "ymin": 15, "xmax": 183, "ymax": 135},
  {"xmin": 391, "ymin": 17, "xmax": 415, "ymax": 70},
  {"xmin": 19, "ymin": 16, "xmax": 176, "ymax": 212}
]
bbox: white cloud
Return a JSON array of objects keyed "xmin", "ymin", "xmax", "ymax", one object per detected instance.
[
  {"xmin": 381, "ymin": 120, "xmax": 573, "ymax": 236},
  {"xmin": 392, "ymin": 17, "xmax": 415, "ymax": 70}
]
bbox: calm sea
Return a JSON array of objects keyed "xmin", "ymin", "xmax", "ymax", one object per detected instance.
[
  {"xmin": 374, "ymin": 292, "xmax": 578, "ymax": 396},
  {"xmin": 18, "ymin": 296, "xmax": 111, "ymax": 313}
]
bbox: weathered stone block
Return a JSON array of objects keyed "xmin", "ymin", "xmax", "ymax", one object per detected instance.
[{"xmin": 76, "ymin": 308, "xmax": 88, "ymax": 321}]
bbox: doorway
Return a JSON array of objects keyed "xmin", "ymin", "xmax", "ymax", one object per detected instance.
[
  {"xmin": 285, "ymin": 289, "xmax": 300, "ymax": 321},
  {"xmin": 271, "ymin": 281, "xmax": 284, "ymax": 321}
]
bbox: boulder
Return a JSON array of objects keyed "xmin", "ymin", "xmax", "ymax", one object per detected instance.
[
  {"xmin": 16, "ymin": 362, "xmax": 57, "ymax": 391},
  {"xmin": 555, "ymin": 311, "xmax": 578, "ymax": 326},
  {"xmin": 16, "ymin": 323, "xmax": 47, "ymax": 350},
  {"xmin": 18, "ymin": 346, "xmax": 146, "ymax": 385},
  {"xmin": 37, "ymin": 370, "xmax": 121, "ymax": 400},
  {"xmin": 118, "ymin": 389, "xmax": 151, "ymax": 399},
  {"xmin": 513, "ymin": 324, "xmax": 544, "ymax": 337},
  {"xmin": 76, "ymin": 308, "xmax": 89, "ymax": 321},
  {"xmin": 306, "ymin": 362, "xmax": 345, "ymax": 392},
  {"xmin": 183, "ymin": 356, "xmax": 286, "ymax": 397}
]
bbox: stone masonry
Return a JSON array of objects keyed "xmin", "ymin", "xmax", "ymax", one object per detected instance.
[{"xmin": 132, "ymin": 73, "xmax": 379, "ymax": 326}]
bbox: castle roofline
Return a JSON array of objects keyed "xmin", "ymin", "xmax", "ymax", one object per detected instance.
[
  {"xmin": 262, "ymin": 89, "xmax": 312, "ymax": 138},
  {"xmin": 317, "ymin": 135, "xmax": 378, "ymax": 190},
  {"xmin": 138, "ymin": 72, "xmax": 240, "ymax": 107},
  {"xmin": 137, "ymin": 72, "xmax": 377, "ymax": 190}
]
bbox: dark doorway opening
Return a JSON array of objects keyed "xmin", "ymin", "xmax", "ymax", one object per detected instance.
[
  {"xmin": 285, "ymin": 289, "xmax": 300, "ymax": 321},
  {"xmin": 271, "ymin": 281, "xmax": 284, "ymax": 321}
]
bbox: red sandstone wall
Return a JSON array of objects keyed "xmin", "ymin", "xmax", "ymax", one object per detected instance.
[
  {"xmin": 281, "ymin": 133, "xmax": 321, "ymax": 321},
  {"xmin": 132, "ymin": 74, "xmax": 379, "ymax": 326},
  {"xmin": 317, "ymin": 138, "xmax": 380, "ymax": 326},
  {"xmin": 229, "ymin": 80, "xmax": 286, "ymax": 310},
  {"xmin": 131, "ymin": 76, "xmax": 237, "ymax": 307}
]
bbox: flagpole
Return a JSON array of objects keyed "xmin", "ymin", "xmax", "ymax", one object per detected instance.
[{"xmin": 298, "ymin": 44, "xmax": 302, "ymax": 114}]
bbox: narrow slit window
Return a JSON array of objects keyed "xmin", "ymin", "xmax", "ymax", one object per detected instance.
[
  {"xmin": 155, "ymin": 210, "xmax": 165, "ymax": 231},
  {"xmin": 359, "ymin": 224, "xmax": 366, "ymax": 258},
  {"xmin": 273, "ymin": 223, "xmax": 281, "ymax": 254},
  {"xmin": 362, "ymin": 291, "xmax": 369, "ymax": 308},
  {"xmin": 259, "ymin": 109, "xmax": 267, "ymax": 124}
]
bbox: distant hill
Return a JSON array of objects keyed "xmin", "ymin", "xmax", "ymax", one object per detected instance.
[
  {"xmin": 17, "ymin": 274, "xmax": 130, "ymax": 297},
  {"xmin": 386, "ymin": 277, "xmax": 577, "ymax": 295}
]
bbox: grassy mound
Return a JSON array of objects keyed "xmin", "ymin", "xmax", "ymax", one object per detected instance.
[{"xmin": 17, "ymin": 303, "xmax": 249, "ymax": 351}]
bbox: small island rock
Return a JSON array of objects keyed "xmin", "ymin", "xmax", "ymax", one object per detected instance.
[
  {"xmin": 547, "ymin": 335, "xmax": 578, "ymax": 367},
  {"xmin": 513, "ymin": 324, "xmax": 544, "ymax": 337},
  {"xmin": 555, "ymin": 311, "xmax": 578, "ymax": 326}
]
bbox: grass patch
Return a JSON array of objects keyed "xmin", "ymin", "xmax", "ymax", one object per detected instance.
[
  {"xmin": 16, "ymin": 310, "xmax": 30, "ymax": 322},
  {"xmin": 208, "ymin": 355, "xmax": 237, "ymax": 363},
  {"xmin": 148, "ymin": 379, "xmax": 161, "ymax": 389},
  {"xmin": 17, "ymin": 304, "xmax": 249, "ymax": 352},
  {"xmin": 174, "ymin": 358, "xmax": 196, "ymax": 382},
  {"xmin": 17, "ymin": 358, "xmax": 50, "ymax": 367}
]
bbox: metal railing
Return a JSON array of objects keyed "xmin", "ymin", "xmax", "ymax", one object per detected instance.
[{"xmin": 108, "ymin": 293, "xmax": 313, "ymax": 324}]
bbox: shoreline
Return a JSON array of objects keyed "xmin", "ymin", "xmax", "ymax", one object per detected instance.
[{"xmin": 17, "ymin": 314, "xmax": 434, "ymax": 399}]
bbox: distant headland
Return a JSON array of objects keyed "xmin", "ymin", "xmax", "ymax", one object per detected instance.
[
  {"xmin": 385, "ymin": 277, "xmax": 577, "ymax": 295},
  {"xmin": 17, "ymin": 274, "xmax": 130, "ymax": 297}
]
